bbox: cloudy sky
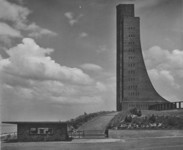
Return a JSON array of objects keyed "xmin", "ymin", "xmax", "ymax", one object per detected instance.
[{"xmin": 0, "ymin": 0, "xmax": 183, "ymax": 121}]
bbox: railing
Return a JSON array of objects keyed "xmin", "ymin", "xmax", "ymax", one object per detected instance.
[
  {"xmin": 1, "ymin": 130, "xmax": 107, "ymax": 141},
  {"xmin": 0, "ymin": 132, "xmax": 17, "ymax": 141},
  {"xmin": 149, "ymin": 101, "xmax": 183, "ymax": 111},
  {"xmin": 68, "ymin": 130, "xmax": 107, "ymax": 139},
  {"xmin": 68, "ymin": 130, "xmax": 84, "ymax": 138}
]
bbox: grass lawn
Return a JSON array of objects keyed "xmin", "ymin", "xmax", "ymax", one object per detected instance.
[{"xmin": 2, "ymin": 137, "xmax": 183, "ymax": 150}]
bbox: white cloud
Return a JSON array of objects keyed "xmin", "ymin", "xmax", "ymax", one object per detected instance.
[
  {"xmin": 28, "ymin": 28, "xmax": 57, "ymax": 38},
  {"xmin": 135, "ymin": 0, "xmax": 166, "ymax": 9},
  {"xmin": 0, "ymin": 0, "xmax": 30, "ymax": 23},
  {"xmin": 64, "ymin": 12, "xmax": 76, "ymax": 26},
  {"xmin": 0, "ymin": 0, "xmax": 57, "ymax": 40},
  {"xmin": 64, "ymin": 12, "xmax": 73, "ymax": 20},
  {"xmin": 145, "ymin": 46, "xmax": 168, "ymax": 62},
  {"xmin": 96, "ymin": 82, "xmax": 106, "ymax": 91},
  {"xmin": 80, "ymin": 63, "xmax": 103, "ymax": 71},
  {"xmin": 144, "ymin": 46, "xmax": 183, "ymax": 101},
  {"xmin": 0, "ymin": 22, "xmax": 22, "ymax": 47},
  {"xmin": 168, "ymin": 49, "xmax": 183, "ymax": 69},
  {"xmin": 148, "ymin": 69, "xmax": 180, "ymax": 88},
  {"xmin": 79, "ymin": 32, "xmax": 88, "ymax": 38},
  {"xmin": 0, "ymin": 22, "xmax": 22, "ymax": 37},
  {"xmin": 97, "ymin": 45, "xmax": 107, "ymax": 53},
  {"xmin": 0, "ymin": 36, "xmax": 12, "ymax": 46},
  {"xmin": 2, "ymin": 76, "xmax": 106, "ymax": 104},
  {"xmin": 144, "ymin": 46, "xmax": 183, "ymax": 75},
  {"xmin": 51, "ymin": 96, "xmax": 102, "ymax": 104},
  {"xmin": 176, "ymin": 70, "xmax": 183, "ymax": 78},
  {"xmin": 1, "ymin": 38, "xmax": 92, "ymax": 84},
  {"xmin": 1, "ymin": 38, "xmax": 107, "ymax": 105},
  {"xmin": 64, "ymin": 12, "xmax": 83, "ymax": 26},
  {"xmin": 21, "ymin": 22, "xmax": 57, "ymax": 38}
]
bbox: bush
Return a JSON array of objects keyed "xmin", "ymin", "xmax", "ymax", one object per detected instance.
[
  {"xmin": 166, "ymin": 116, "xmax": 183, "ymax": 129},
  {"xmin": 125, "ymin": 115, "xmax": 132, "ymax": 123},
  {"xmin": 129, "ymin": 108, "xmax": 142, "ymax": 116},
  {"xmin": 149, "ymin": 114, "xmax": 156, "ymax": 123}
]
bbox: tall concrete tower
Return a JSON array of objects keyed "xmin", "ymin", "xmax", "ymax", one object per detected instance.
[{"xmin": 116, "ymin": 4, "xmax": 168, "ymax": 111}]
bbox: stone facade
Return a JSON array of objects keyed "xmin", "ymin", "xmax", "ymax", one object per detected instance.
[
  {"xmin": 15, "ymin": 122, "xmax": 68, "ymax": 142},
  {"xmin": 116, "ymin": 4, "xmax": 168, "ymax": 111}
]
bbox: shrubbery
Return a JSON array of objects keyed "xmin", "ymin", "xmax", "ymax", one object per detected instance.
[
  {"xmin": 149, "ymin": 114, "xmax": 156, "ymax": 123},
  {"xmin": 130, "ymin": 108, "xmax": 142, "ymax": 117},
  {"xmin": 108, "ymin": 108, "xmax": 183, "ymax": 130},
  {"xmin": 124, "ymin": 115, "xmax": 132, "ymax": 123}
]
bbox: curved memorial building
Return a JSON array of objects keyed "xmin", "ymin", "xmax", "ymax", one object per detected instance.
[{"xmin": 116, "ymin": 4, "xmax": 168, "ymax": 111}]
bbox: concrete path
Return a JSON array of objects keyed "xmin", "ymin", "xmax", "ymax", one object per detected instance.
[{"xmin": 78, "ymin": 112, "xmax": 118, "ymax": 131}]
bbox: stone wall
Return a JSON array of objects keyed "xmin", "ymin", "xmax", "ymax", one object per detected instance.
[{"xmin": 108, "ymin": 129, "xmax": 183, "ymax": 139}]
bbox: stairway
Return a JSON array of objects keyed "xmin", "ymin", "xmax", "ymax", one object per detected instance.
[{"xmin": 76, "ymin": 112, "xmax": 118, "ymax": 138}]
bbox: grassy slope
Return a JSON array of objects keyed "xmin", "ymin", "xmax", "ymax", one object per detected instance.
[{"xmin": 67, "ymin": 111, "xmax": 117, "ymax": 130}]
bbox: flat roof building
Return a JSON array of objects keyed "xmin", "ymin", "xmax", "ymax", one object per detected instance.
[{"xmin": 2, "ymin": 121, "xmax": 68, "ymax": 142}]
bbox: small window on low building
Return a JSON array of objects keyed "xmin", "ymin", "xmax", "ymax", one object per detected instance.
[
  {"xmin": 47, "ymin": 128, "xmax": 53, "ymax": 134},
  {"xmin": 30, "ymin": 128, "xmax": 53, "ymax": 135},
  {"xmin": 38, "ymin": 128, "xmax": 44, "ymax": 134},
  {"xmin": 30, "ymin": 128, "xmax": 37, "ymax": 134}
]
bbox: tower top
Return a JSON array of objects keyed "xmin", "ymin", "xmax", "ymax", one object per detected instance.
[{"xmin": 116, "ymin": 4, "xmax": 134, "ymax": 17}]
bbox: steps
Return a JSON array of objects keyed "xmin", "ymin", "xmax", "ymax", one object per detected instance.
[{"xmin": 76, "ymin": 112, "xmax": 118, "ymax": 138}]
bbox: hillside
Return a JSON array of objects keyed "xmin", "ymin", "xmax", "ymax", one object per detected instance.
[{"xmin": 67, "ymin": 111, "xmax": 116, "ymax": 130}]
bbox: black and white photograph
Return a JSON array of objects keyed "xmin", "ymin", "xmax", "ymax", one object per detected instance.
[{"xmin": 1, "ymin": 0, "xmax": 183, "ymax": 149}]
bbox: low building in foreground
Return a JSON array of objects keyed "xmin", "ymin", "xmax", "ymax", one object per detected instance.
[{"xmin": 2, "ymin": 121, "xmax": 68, "ymax": 142}]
